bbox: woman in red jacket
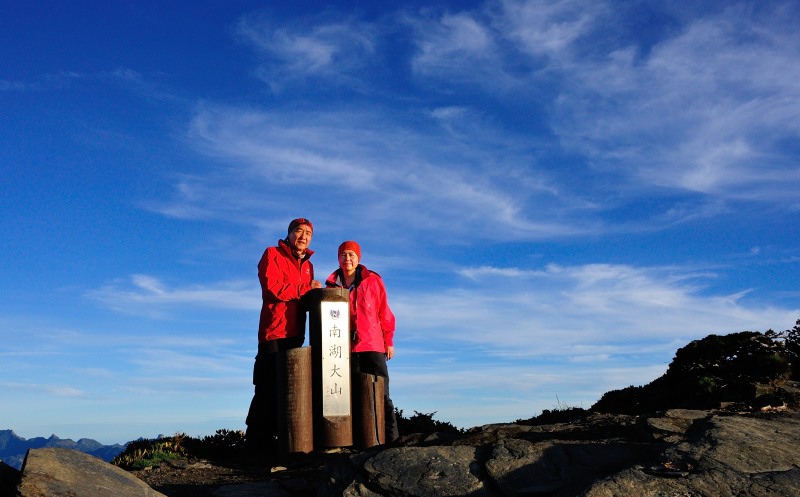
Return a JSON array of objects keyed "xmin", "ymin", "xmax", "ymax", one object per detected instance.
[{"xmin": 326, "ymin": 240, "xmax": 399, "ymax": 442}]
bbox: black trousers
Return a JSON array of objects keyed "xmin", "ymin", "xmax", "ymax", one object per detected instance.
[
  {"xmin": 352, "ymin": 351, "xmax": 400, "ymax": 442},
  {"xmin": 245, "ymin": 337, "xmax": 304, "ymax": 449}
]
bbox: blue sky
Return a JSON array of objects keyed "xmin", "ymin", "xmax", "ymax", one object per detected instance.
[{"xmin": 2, "ymin": 0, "xmax": 799, "ymax": 445}]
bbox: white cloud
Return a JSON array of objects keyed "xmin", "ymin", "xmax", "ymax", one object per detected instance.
[
  {"xmin": 235, "ymin": 12, "xmax": 377, "ymax": 91},
  {"xmin": 384, "ymin": 258, "xmax": 797, "ymax": 424},
  {"xmin": 187, "ymin": 107, "xmax": 380, "ymax": 188},
  {"xmin": 458, "ymin": 266, "xmax": 542, "ymax": 279},
  {"xmin": 544, "ymin": 3, "xmax": 800, "ymax": 199},
  {"xmin": 86, "ymin": 274, "xmax": 257, "ymax": 314},
  {"xmin": 83, "ymin": 260, "xmax": 797, "ymax": 367},
  {"xmin": 130, "ymin": 347, "xmax": 250, "ymax": 376},
  {"xmin": 394, "ymin": 262, "xmax": 798, "ymax": 358},
  {"xmin": 389, "ymin": 361, "xmax": 670, "ymax": 426},
  {"xmin": 399, "ymin": 1, "xmax": 800, "ymax": 203},
  {"xmin": 130, "ymin": 1, "xmax": 798, "ymax": 251},
  {"xmin": 497, "ymin": 0, "xmax": 607, "ymax": 58},
  {"xmin": 174, "ymin": 103, "xmax": 586, "ymax": 241},
  {"xmin": 0, "ymin": 381, "xmax": 85, "ymax": 398},
  {"xmin": 0, "ymin": 72, "xmax": 83, "ymax": 92},
  {"xmin": 411, "ymin": 11, "xmax": 497, "ymax": 76}
]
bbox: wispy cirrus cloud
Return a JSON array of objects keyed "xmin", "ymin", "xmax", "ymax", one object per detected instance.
[
  {"xmin": 385, "ymin": 259, "xmax": 798, "ymax": 424},
  {"xmin": 235, "ymin": 11, "xmax": 378, "ymax": 91},
  {"xmin": 0, "ymin": 381, "xmax": 85, "ymax": 398},
  {"xmin": 405, "ymin": 0, "xmax": 800, "ymax": 202},
  {"xmin": 537, "ymin": 3, "xmax": 800, "ymax": 199},
  {"xmin": 80, "ymin": 260, "xmax": 790, "ymax": 426},
  {"xmin": 398, "ymin": 262, "xmax": 798, "ymax": 357},
  {"xmin": 155, "ymin": 0, "xmax": 799, "ymax": 250},
  {"xmin": 170, "ymin": 103, "xmax": 578, "ymax": 240},
  {"xmin": 409, "ymin": 11, "xmax": 499, "ymax": 79},
  {"xmin": 83, "ymin": 261, "xmax": 798, "ymax": 361},
  {"xmin": 0, "ymin": 72, "xmax": 83, "ymax": 92},
  {"xmin": 495, "ymin": 0, "xmax": 609, "ymax": 59},
  {"xmin": 85, "ymin": 274, "xmax": 257, "ymax": 315}
]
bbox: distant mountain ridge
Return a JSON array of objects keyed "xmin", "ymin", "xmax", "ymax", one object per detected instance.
[{"xmin": 0, "ymin": 429, "xmax": 124, "ymax": 470}]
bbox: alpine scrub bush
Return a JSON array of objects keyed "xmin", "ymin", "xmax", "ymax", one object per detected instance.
[
  {"xmin": 395, "ymin": 409, "xmax": 464, "ymax": 435},
  {"xmin": 112, "ymin": 430, "xmax": 246, "ymax": 469},
  {"xmin": 112, "ymin": 434, "xmax": 188, "ymax": 470},
  {"xmin": 592, "ymin": 324, "xmax": 799, "ymax": 414}
]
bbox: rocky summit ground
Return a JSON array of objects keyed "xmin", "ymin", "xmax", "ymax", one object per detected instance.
[
  {"xmin": 11, "ymin": 330, "xmax": 798, "ymax": 497},
  {"xmin": 130, "ymin": 447, "xmax": 356, "ymax": 497},
  {"xmin": 127, "ymin": 407, "xmax": 800, "ymax": 497}
]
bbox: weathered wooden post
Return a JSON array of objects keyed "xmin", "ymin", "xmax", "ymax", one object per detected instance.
[
  {"xmin": 307, "ymin": 287, "xmax": 353, "ymax": 448},
  {"xmin": 275, "ymin": 346, "xmax": 313, "ymax": 454},
  {"xmin": 354, "ymin": 373, "xmax": 385, "ymax": 449}
]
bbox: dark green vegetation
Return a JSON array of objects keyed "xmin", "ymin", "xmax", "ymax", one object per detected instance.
[
  {"xmin": 113, "ymin": 319, "xmax": 800, "ymax": 469},
  {"xmin": 112, "ymin": 430, "xmax": 246, "ymax": 470},
  {"xmin": 112, "ymin": 411, "xmax": 460, "ymax": 469},
  {"xmin": 591, "ymin": 319, "xmax": 800, "ymax": 415},
  {"xmin": 516, "ymin": 319, "xmax": 800, "ymax": 425},
  {"xmin": 395, "ymin": 409, "xmax": 463, "ymax": 435}
]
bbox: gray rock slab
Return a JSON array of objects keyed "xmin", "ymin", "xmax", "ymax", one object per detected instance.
[
  {"xmin": 584, "ymin": 413, "xmax": 800, "ymax": 497},
  {"xmin": 486, "ymin": 437, "xmax": 652, "ymax": 497},
  {"xmin": 485, "ymin": 438, "xmax": 566, "ymax": 495},
  {"xmin": 17, "ymin": 448, "xmax": 166, "ymax": 497},
  {"xmin": 362, "ymin": 446, "xmax": 489, "ymax": 497},
  {"xmin": 684, "ymin": 413, "xmax": 800, "ymax": 473}
]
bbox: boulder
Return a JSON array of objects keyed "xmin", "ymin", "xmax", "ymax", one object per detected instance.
[
  {"xmin": 16, "ymin": 447, "xmax": 166, "ymax": 497},
  {"xmin": 356, "ymin": 446, "xmax": 488, "ymax": 497},
  {"xmin": 0, "ymin": 461, "xmax": 19, "ymax": 497}
]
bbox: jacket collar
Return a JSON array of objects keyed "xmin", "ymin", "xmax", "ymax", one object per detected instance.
[
  {"xmin": 328, "ymin": 265, "xmax": 367, "ymax": 287},
  {"xmin": 278, "ymin": 238, "xmax": 314, "ymax": 260}
]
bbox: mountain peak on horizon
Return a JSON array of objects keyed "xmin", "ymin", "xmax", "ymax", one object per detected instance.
[{"xmin": 0, "ymin": 428, "xmax": 124, "ymax": 471}]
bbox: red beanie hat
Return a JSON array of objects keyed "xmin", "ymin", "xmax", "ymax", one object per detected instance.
[
  {"xmin": 338, "ymin": 240, "xmax": 361, "ymax": 260},
  {"xmin": 287, "ymin": 218, "xmax": 313, "ymax": 234}
]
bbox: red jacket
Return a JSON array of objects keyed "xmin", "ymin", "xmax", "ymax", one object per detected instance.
[
  {"xmin": 326, "ymin": 265, "xmax": 395, "ymax": 353},
  {"xmin": 258, "ymin": 239, "xmax": 315, "ymax": 343}
]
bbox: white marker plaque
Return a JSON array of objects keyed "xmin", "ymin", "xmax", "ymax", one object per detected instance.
[{"xmin": 319, "ymin": 300, "xmax": 351, "ymax": 416}]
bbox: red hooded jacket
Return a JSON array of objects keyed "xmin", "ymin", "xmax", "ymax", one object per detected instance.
[
  {"xmin": 257, "ymin": 239, "xmax": 315, "ymax": 343},
  {"xmin": 326, "ymin": 265, "xmax": 395, "ymax": 353}
]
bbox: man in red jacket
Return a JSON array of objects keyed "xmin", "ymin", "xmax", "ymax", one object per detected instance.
[{"xmin": 246, "ymin": 218, "xmax": 322, "ymax": 453}]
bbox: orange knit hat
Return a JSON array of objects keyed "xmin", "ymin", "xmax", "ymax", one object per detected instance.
[{"xmin": 338, "ymin": 240, "xmax": 361, "ymax": 260}]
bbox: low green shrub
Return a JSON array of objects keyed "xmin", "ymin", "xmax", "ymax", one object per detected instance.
[
  {"xmin": 112, "ymin": 430, "xmax": 246, "ymax": 469},
  {"xmin": 112, "ymin": 434, "xmax": 188, "ymax": 469},
  {"xmin": 395, "ymin": 409, "xmax": 464, "ymax": 435}
]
